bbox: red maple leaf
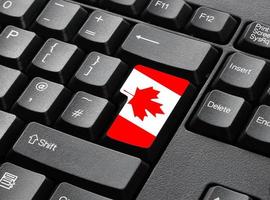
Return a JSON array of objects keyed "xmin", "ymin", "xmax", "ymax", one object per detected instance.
[{"xmin": 128, "ymin": 87, "xmax": 164, "ymax": 121}]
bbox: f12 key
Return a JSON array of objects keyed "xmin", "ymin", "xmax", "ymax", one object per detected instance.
[{"xmin": 186, "ymin": 7, "xmax": 237, "ymax": 43}]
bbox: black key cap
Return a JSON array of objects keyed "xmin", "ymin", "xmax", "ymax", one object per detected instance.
[
  {"xmin": 0, "ymin": 111, "xmax": 23, "ymax": 158},
  {"xmin": 11, "ymin": 122, "xmax": 148, "ymax": 200},
  {"xmin": 204, "ymin": 186, "xmax": 252, "ymax": 200},
  {"xmin": 104, "ymin": 65, "xmax": 195, "ymax": 161},
  {"xmin": 76, "ymin": 0, "xmax": 97, "ymax": 5},
  {"xmin": 186, "ymin": 7, "xmax": 237, "ymax": 43},
  {"xmin": 190, "ymin": 90, "xmax": 251, "ymax": 142},
  {"xmin": 142, "ymin": 0, "xmax": 192, "ymax": 29},
  {"xmin": 74, "ymin": 10, "xmax": 129, "ymax": 54},
  {"xmin": 50, "ymin": 182, "xmax": 112, "ymax": 200},
  {"xmin": 101, "ymin": 0, "xmax": 148, "ymax": 16},
  {"xmin": 0, "ymin": 26, "xmax": 42, "ymax": 70},
  {"xmin": 0, "ymin": 65, "xmax": 27, "ymax": 110},
  {"xmin": 118, "ymin": 23, "xmax": 219, "ymax": 84},
  {"xmin": 238, "ymin": 22, "xmax": 270, "ymax": 58},
  {"xmin": 12, "ymin": 77, "xmax": 70, "ymax": 125},
  {"xmin": 57, "ymin": 91, "xmax": 114, "ymax": 140},
  {"xmin": 69, "ymin": 52, "xmax": 128, "ymax": 98},
  {"xmin": 212, "ymin": 53, "xmax": 269, "ymax": 101},
  {"xmin": 239, "ymin": 105, "xmax": 270, "ymax": 156},
  {"xmin": 28, "ymin": 38, "xmax": 84, "ymax": 83},
  {"xmin": 260, "ymin": 84, "xmax": 270, "ymax": 105},
  {"xmin": 0, "ymin": 0, "xmax": 47, "ymax": 28},
  {"xmin": 32, "ymin": 0, "xmax": 87, "ymax": 41},
  {"xmin": 0, "ymin": 163, "xmax": 52, "ymax": 200}
]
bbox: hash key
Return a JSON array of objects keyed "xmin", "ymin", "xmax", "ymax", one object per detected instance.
[
  {"xmin": 69, "ymin": 52, "xmax": 128, "ymax": 98},
  {"xmin": 28, "ymin": 38, "xmax": 84, "ymax": 83},
  {"xmin": 0, "ymin": 163, "xmax": 52, "ymax": 200},
  {"xmin": 56, "ymin": 91, "xmax": 114, "ymax": 140},
  {"xmin": 186, "ymin": 7, "xmax": 237, "ymax": 43},
  {"xmin": 213, "ymin": 53, "xmax": 269, "ymax": 101},
  {"xmin": 32, "ymin": 0, "xmax": 87, "ymax": 41},
  {"xmin": 190, "ymin": 90, "xmax": 251, "ymax": 142},
  {"xmin": 74, "ymin": 10, "xmax": 129, "ymax": 54},
  {"xmin": 12, "ymin": 77, "xmax": 71, "ymax": 125},
  {"xmin": 0, "ymin": 25, "xmax": 42, "ymax": 70}
]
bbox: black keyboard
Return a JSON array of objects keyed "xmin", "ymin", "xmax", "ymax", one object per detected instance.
[{"xmin": 0, "ymin": 0, "xmax": 270, "ymax": 199}]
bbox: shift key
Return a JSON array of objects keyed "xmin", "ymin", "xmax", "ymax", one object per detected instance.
[
  {"xmin": 118, "ymin": 23, "xmax": 219, "ymax": 84},
  {"xmin": 10, "ymin": 122, "xmax": 148, "ymax": 200}
]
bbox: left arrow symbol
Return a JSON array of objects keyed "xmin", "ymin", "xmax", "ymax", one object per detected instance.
[{"xmin": 136, "ymin": 35, "xmax": 160, "ymax": 44}]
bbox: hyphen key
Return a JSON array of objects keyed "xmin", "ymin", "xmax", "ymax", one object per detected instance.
[
  {"xmin": 118, "ymin": 24, "xmax": 219, "ymax": 84},
  {"xmin": 10, "ymin": 122, "xmax": 148, "ymax": 200}
]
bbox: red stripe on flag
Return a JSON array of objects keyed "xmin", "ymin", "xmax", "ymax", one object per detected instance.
[
  {"xmin": 135, "ymin": 65, "xmax": 190, "ymax": 96},
  {"xmin": 107, "ymin": 116, "xmax": 156, "ymax": 149}
]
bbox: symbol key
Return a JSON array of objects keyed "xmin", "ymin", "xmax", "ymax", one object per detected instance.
[
  {"xmin": 69, "ymin": 52, "xmax": 128, "ymax": 98},
  {"xmin": 32, "ymin": 0, "xmax": 87, "ymax": 41},
  {"xmin": 186, "ymin": 7, "xmax": 237, "ymax": 43},
  {"xmin": 28, "ymin": 38, "xmax": 84, "ymax": 83},
  {"xmin": 203, "ymin": 186, "xmax": 252, "ymax": 200},
  {"xmin": 190, "ymin": 90, "xmax": 251, "ymax": 142},
  {"xmin": 74, "ymin": 10, "xmax": 129, "ymax": 54},
  {"xmin": 56, "ymin": 91, "xmax": 114, "ymax": 140},
  {"xmin": 12, "ymin": 77, "xmax": 71, "ymax": 125},
  {"xmin": 0, "ymin": 163, "xmax": 52, "ymax": 200}
]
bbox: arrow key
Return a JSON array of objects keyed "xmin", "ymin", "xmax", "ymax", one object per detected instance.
[{"xmin": 203, "ymin": 186, "xmax": 252, "ymax": 200}]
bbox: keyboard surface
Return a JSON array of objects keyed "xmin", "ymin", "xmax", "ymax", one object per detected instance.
[{"xmin": 1, "ymin": 0, "xmax": 270, "ymax": 199}]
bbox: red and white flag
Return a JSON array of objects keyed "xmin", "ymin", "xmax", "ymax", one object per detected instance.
[{"xmin": 107, "ymin": 65, "xmax": 190, "ymax": 148}]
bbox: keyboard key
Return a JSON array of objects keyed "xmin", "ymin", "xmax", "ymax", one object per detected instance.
[
  {"xmin": 69, "ymin": 52, "xmax": 128, "ymax": 98},
  {"xmin": 260, "ymin": 84, "xmax": 270, "ymax": 105},
  {"xmin": 186, "ymin": 7, "xmax": 237, "ymax": 43},
  {"xmin": 190, "ymin": 90, "xmax": 251, "ymax": 142},
  {"xmin": 32, "ymin": 0, "xmax": 87, "ymax": 41},
  {"xmin": 239, "ymin": 105, "xmax": 270, "ymax": 156},
  {"xmin": 0, "ymin": 65, "xmax": 27, "ymax": 110},
  {"xmin": 238, "ymin": 22, "xmax": 270, "ymax": 58},
  {"xmin": 104, "ymin": 65, "xmax": 195, "ymax": 161},
  {"xmin": 0, "ymin": 0, "xmax": 47, "ymax": 28},
  {"xmin": 12, "ymin": 77, "xmax": 70, "ymax": 125},
  {"xmin": 49, "ymin": 182, "xmax": 112, "ymax": 200},
  {"xmin": 11, "ymin": 122, "xmax": 148, "ymax": 200},
  {"xmin": 119, "ymin": 23, "xmax": 219, "ymax": 85},
  {"xmin": 212, "ymin": 53, "xmax": 269, "ymax": 101},
  {"xmin": 0, "ymin": 25, "xmax": 42, "ymax": 70},
  {"xmin": 0, "ymin": 163, "xmax": 51, "ymax": 200},
  {"xmin": 0, "ymin": 111, "xmax": 23, "ymax": 158},
  {"xmin": 28, "ymin": 38, "xmax": 84, "ymax": 83},
  {"xmin": 74, "ymin": 10, "xmax": 129, "ymax": 54},
  {"xmin": 203, "ymin": 186, "xmax": 252, "ymax": 200},
  {"xmin": 101, "ymin": 0, "xmax": 148, "ymax": 16},
  {"xmin": 142, "ymin": 0, "xmax": 192, "ymax": 29},
  {"xmin": 57, "ymin": 91, "xmax": 114, "ymax": 140}
]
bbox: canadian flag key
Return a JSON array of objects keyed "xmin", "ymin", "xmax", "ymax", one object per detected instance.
[{"xmin": 105, "ymin": 65, "xmax": 195, "ymax": 161}]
